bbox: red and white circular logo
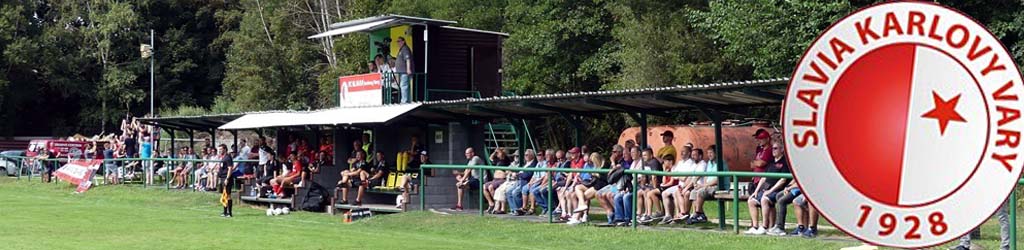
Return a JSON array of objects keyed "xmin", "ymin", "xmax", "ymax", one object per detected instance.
[{"xmin": 783, "ymin": 2, "xmax": 1024, "ymax": 248}]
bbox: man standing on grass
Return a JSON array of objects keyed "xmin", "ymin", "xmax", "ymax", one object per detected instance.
[{"xmin": 216, "ymin": 144, "xmax": 235, "ymax": 218}]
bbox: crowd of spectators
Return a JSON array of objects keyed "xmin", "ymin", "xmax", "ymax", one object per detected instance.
[{"xmin": 446, "ymin": 128, "xmax": 818, "ymax": 237}]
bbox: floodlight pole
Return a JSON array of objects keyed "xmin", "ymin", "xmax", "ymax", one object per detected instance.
[{"xmin": 149, "ymin": 29, "xmax": 155, "ymax": 118}]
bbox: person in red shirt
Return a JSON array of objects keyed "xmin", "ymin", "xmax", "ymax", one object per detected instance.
[
  {"xmin": 270, "ymin": 152, "xmax": 304, "ymax": 198},
  {"xmin": 750, "ymin": 128, "xmax": 773, "ymax": 184}
]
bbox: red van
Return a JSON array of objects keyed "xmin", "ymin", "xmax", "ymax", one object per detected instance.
[{"xmin": 26, "ymin": 140, "xmax": 89, "ymax": 158}]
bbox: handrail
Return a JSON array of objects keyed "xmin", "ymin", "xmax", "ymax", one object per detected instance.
[
  {"xmin": 424, "ymin": 88, "xmax": 481, "ymax": 101},
  {"xmin": 419, "ymin": 163, "xmax": 1019, "ymax": 241},
  {"xmin": 0, "ymin": 155, "xmax": 258, "ymax": 163}
]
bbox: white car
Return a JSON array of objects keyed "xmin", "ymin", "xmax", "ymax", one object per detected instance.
[{"xmin": 0, "ymin": 150, "xmax": 30, "ymax": 176}]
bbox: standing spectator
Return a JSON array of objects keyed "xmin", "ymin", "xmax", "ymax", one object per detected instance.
[
  {"xmin": 375, "ymin": 54, "xmax": 398, "ymax": 92},
  {"xmin": 750, "ymin": 128, "xmax": 773, "ymax": 184},
  {"xmin": 215, "ymin": 144, "xmax": 236, "ymax": 218},
  {"xmin": 41, "ymin": 150, "xmax": 56, "ymax": 183},
  {"xmin": 454, "ymin": 147, "xmax": 484, "ymax": 211},
  {"xmin": 103, "ymin": 143, "xmax": 118, "ymax": 185},
  {"xmin": 395, "ymin": 36, "xmax": 414, "ymax": 103},
  {"xmin": 746, "ymin": 142, "xmax": 790, "ymax": 235},
  {"xmin": 686, "ymin": 145, "xmax": 720, "ymax": 225},
  {"xmin": 656, "ymin": 131, "xmax": 677, "ymax": 163},
  {"xmin": 141, "ymin": 132, "xmax": 154, "ymax": 185}
]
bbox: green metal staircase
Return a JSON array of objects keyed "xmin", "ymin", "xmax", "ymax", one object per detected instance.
[{"xmin": 484, "ymin": 120, "xmax": 537, "ymax": 164}]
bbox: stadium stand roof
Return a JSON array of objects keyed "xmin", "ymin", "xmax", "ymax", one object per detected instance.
[
  {"xmin": 140, "ymin": 78, "xmax": 789, "ymax": 130},
  {"xmin": 308, "ymin": 14, "xmax": 510, "ymax": 39}
]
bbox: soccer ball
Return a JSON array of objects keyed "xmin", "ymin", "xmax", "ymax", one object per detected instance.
[
  {"xmin": 282, "ymin": 207, "xmax": 290, "ymax": 215},
  {"xmin": 273, "ymin": 208, "xmax": 282, "ymax": 216},
  {"xmin": 266, "ymin": 208, "xmax": 274, "ymax": 216}
]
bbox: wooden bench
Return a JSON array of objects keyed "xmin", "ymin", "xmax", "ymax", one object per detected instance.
[{"xmin": 712, "ymin": 190, "xmax": 750, "ymax": 201}]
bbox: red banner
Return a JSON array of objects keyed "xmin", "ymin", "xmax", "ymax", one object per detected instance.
[
  {"xmin": 339, "ymin": 73, "xmax": 383, "ymax": 107},
  {"xmin": 54, "ymin": 159, "xmax": 102, "ymax": 193}
]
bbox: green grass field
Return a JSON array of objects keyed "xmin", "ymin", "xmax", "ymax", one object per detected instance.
[{"xmin": 0, "ymin": 178, "xmax": 1018, "ymax": 249}]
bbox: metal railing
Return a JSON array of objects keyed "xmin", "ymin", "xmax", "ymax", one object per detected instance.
[
  {"xmin": 420, "ymin": 164, "xmax": 1022, "ymax": 249},
  {"xmin": 382, "ymin": 73, "xmax": 429, "ymax": 105},
  {"xmin": 2, "ymin": 157, "xmax": 1017, "ymax": 248},
  {"xmin": 0, "ymin": 155, "xmax": 259, "ymax": 191}
]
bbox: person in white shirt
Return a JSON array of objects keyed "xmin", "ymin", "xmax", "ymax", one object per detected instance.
[
  {"xmin": 675, "ymin": 148, "xmax": 706, "ymax": 222},
  {"xmin": 659, "ymin": 144, "xmax": 693, "ymax": 224},
  {"xmin": 686, "ymin": 145, "xmax": 720, "ymax": 225}
]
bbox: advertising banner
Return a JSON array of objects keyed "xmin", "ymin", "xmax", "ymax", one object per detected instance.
[
  {"xmin": 54, "ymin": 159, "xmax": 102, "ymax": 193},
  {"xmin": 339, "ymin": 73, "xmax": 383, "ymax": 107}
]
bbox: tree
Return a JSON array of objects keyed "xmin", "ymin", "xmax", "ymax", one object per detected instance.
[{"xmin": 694, "ymin": 0, "xmax": 854, "ymax": 78}]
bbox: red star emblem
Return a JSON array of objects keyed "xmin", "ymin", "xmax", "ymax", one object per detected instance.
[{"xmin": 921, "ymin": 91, "xmax": 966, "ymax": 136}]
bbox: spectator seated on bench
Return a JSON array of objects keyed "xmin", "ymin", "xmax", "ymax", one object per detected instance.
[
  {"xmin": 270, "ymin": 151, "xmax": 306, "ymax": 198},
  {"xmin": 367, "ymin": 152, "xmax": 389, "ymax": 188},
  {"xmin": 686, "ymin": 145, "xmax": 718, "ymax": 225},
  {"xmin": 337, "ymin": 150, "xmax": 368, "ymax": 206},
  {"xmin": 389, "ymin": 150, "xmax": 428, "ymax": 209}
]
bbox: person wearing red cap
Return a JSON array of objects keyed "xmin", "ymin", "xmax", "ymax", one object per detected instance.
[
  {"xmin": 750, "ymin": 128, "xmax": 773, "ymax": 184},
  {"xmin": 557, "ymin": 147, "xmax": 585, "ymax": 221},
  {"xmin": 656, "ymin": 131, "xmax": 677, "ymax": 164}
]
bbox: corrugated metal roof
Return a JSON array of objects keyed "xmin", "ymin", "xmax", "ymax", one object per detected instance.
[
  {"xmin": 327, "ymin": 14, "xmax": 456, "ymax": 29},
  {"xmin": 405, "ymin": 78, "xmax": 788, "ymax": 121},
  {"xmin": 142, "ymin": 78, "xmax": 791, "ymax": 130}
]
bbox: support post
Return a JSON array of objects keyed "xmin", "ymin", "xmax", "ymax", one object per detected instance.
[
  {"xmin": 1011, "ymin": 190, "xmax": 1017, "ymax": 250},
  {"xmin": 169, "ymin": 129, "xmax": 176, "ymax": 158},
  {"xmin": 732, "ymin": 175, "xmax": 740, "ymax": 234},
  {"xmin": 547, "ymin": 172, "xmax": 553, "ymax": 223},
  {"xmin": 639, "ymin": 113, "xmax": 648, "ymax": 150},
  {"xmin": 712, "ymin": 112, "xmax": 727, "ymax": 230},
  {"xmin": 231, "ymin": 130, "xmax": 238, "ymax": 151},
  {"xmin": 632, "ymin": 172, "xmax": 638, "ymax": 230},
  {"xmin": 420, "ymin": 166, "xmax": 425, "ymax": 211}
]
